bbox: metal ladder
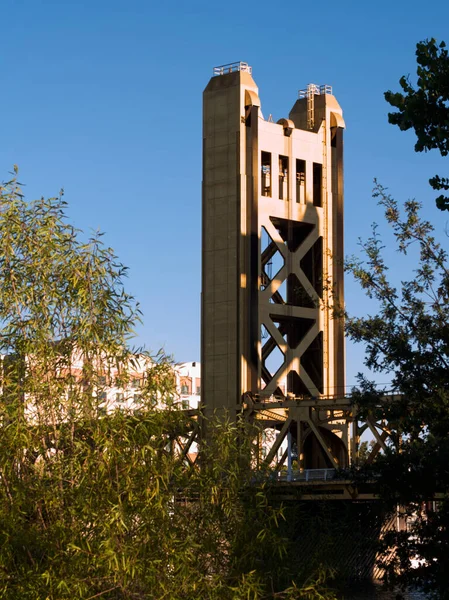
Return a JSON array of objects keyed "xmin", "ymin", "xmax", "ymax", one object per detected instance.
[{"xmin": 306, "ymin": 84, "xmax": 318, "ymax": 130}]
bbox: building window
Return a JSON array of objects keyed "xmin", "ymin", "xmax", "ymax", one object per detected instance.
[
  {"xmin": 313, "ymin": 163, "xmax": 322, "ymax": 207},
  {"xmin": 196, "ymin": 386, "xmax": 201, "ymax": 395},
  {"xmin": 99, "ymin": 392, "xmax": 107, "ymax": 401},
  {"xmin": 115, "ymin": 393, "xmax": 125, "ymax": 403},
  {"xmin": 261, "ymin": 152, "xmax": 271, "ymax": 197},
  {"xmin": 131, "ymin": 378, "xmax": 141, "ymax": 389},
  {"xmin": 279, "ymin": 155, "xmax": 288, "ymax": 200},
  {"xmin": 296, "ymin": 159, "xmax": 306, "ymax": 203},
  {"xmin": 181, "ymin": 385, "xmax": 189, "ymax": 395}
]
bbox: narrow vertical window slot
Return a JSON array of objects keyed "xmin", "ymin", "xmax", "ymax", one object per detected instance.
[
  {"xmin": 279, "ymin": 155, "xmax": 288, "ymax": 200},
  {"xmin": 313, "ymin": 162, "xmax": 322, "ymax": 207},
  {"xmin": 261, "ymin": 152, "xmax": 271, "ymax": 197},
  {"xmin": 331, "ymin": 127, "xmax": 338, "ymax": 147},
  {"xmin": 296, "ymin": 159, "xmax": 306, "ymax": 203}
]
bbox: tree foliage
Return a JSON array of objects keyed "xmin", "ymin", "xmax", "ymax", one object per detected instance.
[
  {"xmin": 385, "ymin": 38, "xmax": 449, "ymax": 210},
  {"xmin": 0, "ymin": 171, "xmax": 336, "ymax": 600},
  {"xmin": 346, "ymin": 181, "xmax": 449, "ymax": 598}
]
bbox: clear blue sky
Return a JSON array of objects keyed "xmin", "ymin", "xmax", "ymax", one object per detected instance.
[{"xmin": 1, "ymin": 0, "xmax": 448, "ymax": 388}]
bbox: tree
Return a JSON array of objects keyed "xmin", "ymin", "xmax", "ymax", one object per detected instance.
[
  {"xmin": 346, "ymin": 181, "xmax": 449, "ymax": 598},
  {"xmin": 0, "ymin": 170, "xmax": 336, "ymax": 599},
  {"xmin": 385, "ymin": 38, "xmax": 449, "ymax": 210},
  {"xmin": 357, "ymin": 440, "xmax": 375, "ymax": 465}
]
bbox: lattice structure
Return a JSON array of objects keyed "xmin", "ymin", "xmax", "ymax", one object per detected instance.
[{"xmin": 260, "ymin": 215, "xmax": 324, "ymax": 399}]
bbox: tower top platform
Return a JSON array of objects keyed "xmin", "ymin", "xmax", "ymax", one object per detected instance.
[
  {"xmin": 298, "ymin": 84, "xmax": 333, "ymax": 98},
  {"xmin": 212, "ymin": 62, "xmax": 252, "ymax": 76}
]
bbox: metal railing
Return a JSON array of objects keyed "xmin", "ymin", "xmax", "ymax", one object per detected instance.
[
  {"xmin": 251, "ymin": 469, "xmax": 338, "ymax": 484},
  {"xmin": 213, "ymin": 62, "xmax": 252, "ymax": 76},
  {"xmin": 245, "ymin": 389, "xmax": 401, "ymax": 405},
  {"xmin": 278, "ymin": 468, "xmax": 337, "ymax": 482},
  {"xmin": 298, "ymin": 84, "xmax": 333, "ymax": 98}
]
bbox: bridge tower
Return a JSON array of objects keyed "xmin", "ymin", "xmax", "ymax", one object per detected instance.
[{"xmin": 201, "ymin": 63, "xmax": 348, "ymax": 469}]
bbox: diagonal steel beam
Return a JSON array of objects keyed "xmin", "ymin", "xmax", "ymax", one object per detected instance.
[
  {"xmin": 263, "ymin": 416, "xmax": 292, "ymax": 466},
  {"xmin": 176, "ymin": 423, "xmax": 199, "ymax": 465},
  {"xmin": 366, "ymin": 418, "xmax": 388, "ymax": 453},
  {"xmin": 307, "ymin": 416, "xmax": 339, "ymax": 468},
  {"xmin": 366, "ymin": 428, "xmax": 389, "ymax": 465},
  {"xmin": 275, "ymin": 447, "xmax": 288, "ymax": 470}
]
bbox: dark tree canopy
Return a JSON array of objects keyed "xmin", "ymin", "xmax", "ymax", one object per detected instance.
[
  {"xmin": 346, "ymin": 182, "xmax": 449, "ymax": 598},
  {"xmin": 385, "ymin": 38, "xmax": 449, "ymax": 210}
]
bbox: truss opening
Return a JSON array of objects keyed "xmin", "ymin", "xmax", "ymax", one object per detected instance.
[
  {"xmin": 287, "ymin": 370, "xmax": 312, "ymax": 397},
  {"xmin": 269, "ymin": 216, "xmax": 314, "ymax": 253},
  {"xmin": 269, "ymin": 278, "xmax": 286, "ymax": 304},
  {"xmin": 288, "ymin": 273, "xmax": 315, "ymax": 308},
  {"xmin": 261, "ymin": 226, "xmax": 272, "ymax": 254},
  {"xmin": 263, "ymin": 249, "xmax": 283, "ymax": 284},
  {"xmin": 261, "ymin": 226, "xmax": 284, "ymax": 290},
  {"xmin": 300, "ymin": 237, "xmax": 323, "ymax": 298},
  {"xmin": 263, "ymin": 340, "xmax": 284, "ymax": 380},
  {"xmin": 269, "ymin": 274, "xmax": 315, "ymax": 308},
  {"xmin": 271, "ymin": 314, "xmax": 315, "ymax": 350},
  {"xmin": 301, "ymin": 331, "xmax": 323, "ymax": 394},
  {"xmin": 303, "ymin": 427, "xmax": 348, "ymax": 469}
]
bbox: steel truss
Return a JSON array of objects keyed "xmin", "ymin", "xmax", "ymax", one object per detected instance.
[
  {"xmin": 241, "ymin": 392, "xmax": 398, "ymax": 473},
  {"xmin": 171, "ymin": 393, "xmax": 398, "ymax": 492}
]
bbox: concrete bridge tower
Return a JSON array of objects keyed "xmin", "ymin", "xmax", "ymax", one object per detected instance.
[{"xmin": 201, "ymin": 63, "xmax": 347, "ymax": 468}]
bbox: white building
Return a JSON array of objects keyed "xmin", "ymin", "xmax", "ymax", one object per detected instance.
[{"xmin": 175, "ymin": 361, "xmax": 202, "ymax": 409}]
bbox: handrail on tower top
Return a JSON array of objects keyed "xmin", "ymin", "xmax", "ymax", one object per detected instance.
[
  {"xmin": 213, "ymin": 62, "xmax": 252, "ymax": 76},
  {"xmin": 298, "ymin": 84, "xmax": 333, "ymax": 98}
]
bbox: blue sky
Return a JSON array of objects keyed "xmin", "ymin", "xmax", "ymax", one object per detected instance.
[{"xmin": 1, "ymin": 0, "xmax": 448, "ymax": 388}]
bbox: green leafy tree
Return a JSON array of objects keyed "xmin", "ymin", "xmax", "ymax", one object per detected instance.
[
  {"xmin": 346, "ymin": 181, "xmax": 449, "ymax": 598},
  {"xmin": 385, "ymin": 38, "xmax": 449, "ymax": 210},
  {"xmin": 0, "ymin": 170, "xmax": 336, "ymax": 600},
  {"xmin": 357, "ymin": 440, "xmax": 375, "ymax": 465}
]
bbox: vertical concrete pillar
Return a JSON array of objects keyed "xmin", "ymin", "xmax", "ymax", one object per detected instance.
[{"xmin": 201, "ymin": 65, "xmax": 259, "ymax": 420}]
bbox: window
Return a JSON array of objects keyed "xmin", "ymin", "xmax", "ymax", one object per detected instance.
[
  {"xmin": 131, "ymin": 378, "xmax": 141, "ymax": 389},
  {"xmin": 261, "ymin": 152, "xmax": 271, "ymax": 197},
  {"xmin": 99, "ymin": 392, "xmax": 107, "ymax": 401},
  {"xmin": 279, "ymin": 155, "xmax": 288, "ymax": 200},
  {"xmin": 196, "ymin": 386, "xmax": 201, "ymax": 395},
  {"xmin": 98, "ymin": 375, "xmax": 107, "ymax": 386},
  {"xmin": 133, "ymin": 394, "xmax": 142, "ymax": 405},
  {"xmin": 181, "ymin": 385, "xmax": 189, "ymax": 395},
  {"xmin": 296, "ymin": 159, "xmax": 306, "ymax": 203},
  {"xmin": 313, "ymin": 163, "xmax": 322, "ymax": 207},
  {"xmin": 115, "ymin": 393, "xmax": 125, "ymax": 403}
]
